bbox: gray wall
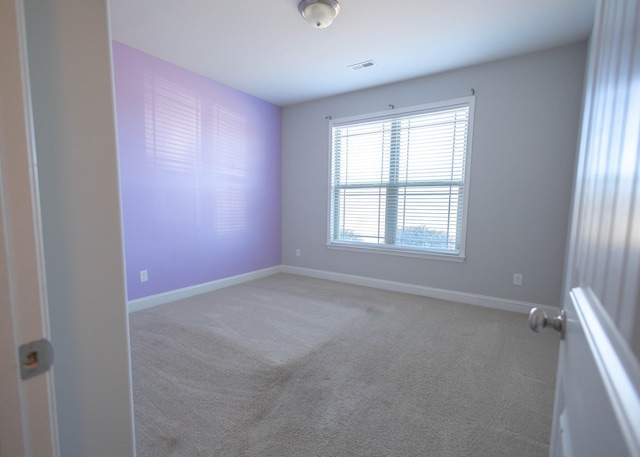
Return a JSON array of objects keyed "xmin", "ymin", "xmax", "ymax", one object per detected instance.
[{"xmin": 282, "ymin": 42, "xmax": 587, "ymax": 307}]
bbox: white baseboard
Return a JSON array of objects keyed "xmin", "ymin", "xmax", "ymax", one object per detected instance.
[
  {"xmin": 127, "ymin": 266, "xmax": 282, "ymax": 313},
  {"xmin": 281, "ymin": 265, "xmax": 554, "ymax": 315},
  {"xmin": 129, "ymin": 264, "xmax": 555, "ymax": 316}
]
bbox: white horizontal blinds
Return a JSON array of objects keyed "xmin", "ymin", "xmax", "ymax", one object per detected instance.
[{"xmin": 331, "ymin": 103, "xmax": 469, "ymax": 254}]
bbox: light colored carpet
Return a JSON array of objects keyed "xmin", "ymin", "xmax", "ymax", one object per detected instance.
[{"xmin": 129, "ymin": 273, "xmax": 559, "ymax": 456}]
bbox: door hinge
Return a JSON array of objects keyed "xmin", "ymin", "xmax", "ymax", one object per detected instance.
[{"xmin": 19, "ymin": 339, "xmax": 54, "ymax": 380}]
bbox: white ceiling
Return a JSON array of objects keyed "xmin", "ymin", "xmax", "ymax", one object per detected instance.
[{"xmin": 108, "ymin": 0, "xmax": 596, "ymax": 107}]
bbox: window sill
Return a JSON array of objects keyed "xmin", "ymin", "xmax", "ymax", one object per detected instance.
[{"xmin": 326, "ymin": 242, "xmax": 466, "ymax": 262}]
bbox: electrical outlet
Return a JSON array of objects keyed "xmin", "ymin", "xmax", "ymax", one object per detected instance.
[
  {"xmin": 513, "ymin": 273, "xmax": 523, "ymax": 286},
  {"xmin": 140, "ymin": 270, "xmax": 148, "ymax": 282},
  {"xmin": 296, "ymin": 249, "xmax": 301, "ymax": 257}
]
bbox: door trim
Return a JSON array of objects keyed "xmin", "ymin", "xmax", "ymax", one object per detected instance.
[{"xmin": 0, "ymin": 0, "xmax": 59, "ymax": 454}]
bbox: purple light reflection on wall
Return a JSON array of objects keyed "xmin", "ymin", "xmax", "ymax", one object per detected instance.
[{"xmin": 112, "ymin": 42, "xmax": 281, "ymax": 301}]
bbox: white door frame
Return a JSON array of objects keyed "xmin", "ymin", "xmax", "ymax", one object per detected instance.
[
  {"xmin": 0, "ymin": 1, "xmax": 59, "ymax": 455},
  {"xmin": 1, "ymin": 0, "xmax": 137, "ymax": 455}
]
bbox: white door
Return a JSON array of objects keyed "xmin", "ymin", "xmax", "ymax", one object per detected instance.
[
  {"xmin": 1, "ymin": 0, "xmax": 136, "ymax": 456},
  {"xmin": 546, "ymin": 0, "xmax": 640, "ymax": 456},
  {"xmin": 0, "ymin": 1, "xmax": 58, "ymax": 455}
]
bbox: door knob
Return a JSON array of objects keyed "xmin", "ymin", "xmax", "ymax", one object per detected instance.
[{"xmin": 528, "ymin": 308, "xmax": 566, "ymax": 339}]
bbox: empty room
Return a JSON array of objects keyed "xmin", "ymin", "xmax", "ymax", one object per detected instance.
[{"xmin": 2, "ymin": 1, "xmax": 639, "ymax": 457}]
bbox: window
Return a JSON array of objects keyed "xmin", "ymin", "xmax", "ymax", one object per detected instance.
[{"xmin": 329, "ymin": 97, "xmax": 474, "ymax": 259}]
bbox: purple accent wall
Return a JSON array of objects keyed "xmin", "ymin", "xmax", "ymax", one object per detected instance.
[{"xmin": 112, "ymin": 42, "xmax": 281, "ymax": 300}]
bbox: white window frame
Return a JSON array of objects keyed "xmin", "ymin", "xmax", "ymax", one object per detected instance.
[{"xmin": 326, "ymin": 96, "xmax": 475, "ymax": 261}]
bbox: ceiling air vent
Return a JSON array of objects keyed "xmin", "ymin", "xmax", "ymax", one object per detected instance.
[{"xmin": 348, "ymin": 60, "xmax": 375, "ymax": 72}]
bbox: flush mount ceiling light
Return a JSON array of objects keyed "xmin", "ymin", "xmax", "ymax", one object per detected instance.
[{"xmin": 298, "ymin": 0, "xmax": 340, "ymax": 29}]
